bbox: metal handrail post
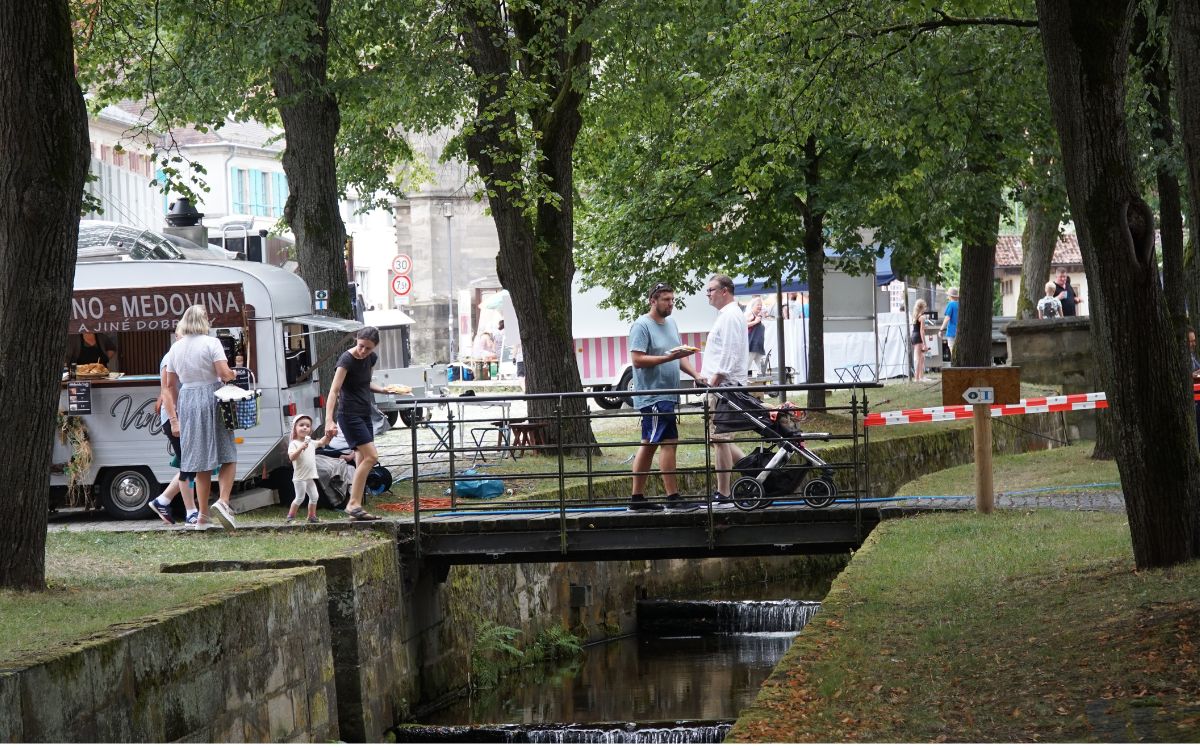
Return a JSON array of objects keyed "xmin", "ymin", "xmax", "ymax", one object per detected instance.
[
  {"xmin": 703, "ymin": 391, "xmax": 715, "ymax": 549},
  {"xmin": 556, "ymin": 397, "xmax": 567, "ymax": 555},
  {"xmin": 410, "ymin": 413, "xmax": 421, "ymax": 559},
  {"xmin": 851, "ymin": 389, "xmax": 861, "ymax": 539},
  {"xmin": 447, "ymin": 408, "xmax": 457, "ymax": 510}
]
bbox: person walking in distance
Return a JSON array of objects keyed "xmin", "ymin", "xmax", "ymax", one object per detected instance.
[
  {"xmin": 911, "ymin": 299, "xmax": 933, "ymax": 383},
  {"xmin": 1037, "ymin": 282, "xmax": 1063, "ymax": 319},
  {"xmin": 938, "ymin": 287, "xmax": 959, "ymax": 361},
  {"xmin": 628, "ymin": 283, "xmax": 702, "ymax": 512},
  {"xmin": 1053, "ymin": 268, "xmax": 1083, "ymax": 316},
  {"xmin": 699, "ymin": 274, "xmax": 748, "ymax": 503},
  {"xmin": 163, "ymin": 305, "xmax": 239, "ymax": 531},
  {"xmin": 745, "ymin": 295, "xmax": 767, "ymax": 376}
]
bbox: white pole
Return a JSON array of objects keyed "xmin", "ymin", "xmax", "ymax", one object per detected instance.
[{"xmin": 443, "ymin": 201, "xmax": 455, "ymax": 362}]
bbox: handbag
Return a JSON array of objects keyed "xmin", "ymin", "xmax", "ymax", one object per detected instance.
[{"xmin": 215, "ymin": 375, "xmax": 261, "ymax": 431}]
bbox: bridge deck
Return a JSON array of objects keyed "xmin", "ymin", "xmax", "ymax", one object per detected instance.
[{"xmin": 399, "ymin": 504, "xmax": 912, "ymax": 565}]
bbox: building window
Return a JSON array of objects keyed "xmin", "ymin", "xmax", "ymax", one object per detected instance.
[{"xmin": 231, "ymin": 168, "xmax": 288, "ymax": 218}]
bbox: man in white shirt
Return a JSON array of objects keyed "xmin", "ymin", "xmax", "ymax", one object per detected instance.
[{"xmin": 699, "ymin": 274, "xmax": 748, "ymax": 501}]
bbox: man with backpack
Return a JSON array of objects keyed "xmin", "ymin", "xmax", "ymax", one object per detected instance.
[{"xmin": 1037, "ymin": 282, "xmax": 1063, "ymax": 319}]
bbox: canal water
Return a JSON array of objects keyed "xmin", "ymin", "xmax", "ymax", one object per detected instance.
[{"xmin": 398, "ymin": 575, "xmax": 833, "ymax": 743}]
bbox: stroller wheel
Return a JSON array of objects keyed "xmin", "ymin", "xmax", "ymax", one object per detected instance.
[
  {"xmin": 801, "ymin": 476, "xmax": 838, "ymax": 508},
  {"xmin": 732, "ymin": 477, "xmax": 766, "ymax": 511}
]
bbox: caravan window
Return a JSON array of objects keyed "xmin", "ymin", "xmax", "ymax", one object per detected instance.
[{"xmin": 282, "ymin": 323, "xmax": 314, "ymax": 387}]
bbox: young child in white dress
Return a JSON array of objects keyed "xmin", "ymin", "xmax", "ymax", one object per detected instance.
[{"xmin": 287, "ymin": 414, "xmax": 334, "ymax": 523}]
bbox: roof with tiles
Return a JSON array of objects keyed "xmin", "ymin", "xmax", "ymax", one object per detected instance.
[{"xmin": 994, "ymin": 233, "xmax": 1082, "ymax": 269}]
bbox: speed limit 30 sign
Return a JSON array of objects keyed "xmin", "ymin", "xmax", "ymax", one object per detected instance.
[{"xmin": 391, "ymin": 254, "xmax": 413, "ymax": 276}]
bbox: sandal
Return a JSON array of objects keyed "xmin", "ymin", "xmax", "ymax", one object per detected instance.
[{"xmin": 345, "ymin": 507, "xmax": 381, "ymax": 522}]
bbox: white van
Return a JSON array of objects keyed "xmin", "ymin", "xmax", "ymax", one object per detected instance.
[{"xmin": 55, "ymin": 259, "xmax": 361, "ymax": 519}]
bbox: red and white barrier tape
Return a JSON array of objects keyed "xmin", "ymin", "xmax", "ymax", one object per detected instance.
[{"xmin": 864, "ymin": 383, "xmax": 1200, "ymax": 427}]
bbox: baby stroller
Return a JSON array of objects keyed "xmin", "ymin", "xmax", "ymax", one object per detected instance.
[{"xmin": 712, "ymin": 390, "xmax": 838, "ymax": 511}]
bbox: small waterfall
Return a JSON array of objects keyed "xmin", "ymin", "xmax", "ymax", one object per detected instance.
[
  {"xmin": 724, "ymin": 599, "xmax": 819, "ymax": 633},
  {"xmin": 391, "ymin": 721, "xmax": 732, "ymax": 744},
  {"xmin": 638, "ymin": 599, "xmax": 820, "ymax": 635},
  {"xmin": 527, "ymin": 722, "xmax": 732, "ymax": 743}
]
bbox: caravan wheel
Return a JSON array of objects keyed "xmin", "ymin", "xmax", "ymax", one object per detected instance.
[{"xmin": 99, "ymin": 466, "xmax": 159, "ymax": 520}]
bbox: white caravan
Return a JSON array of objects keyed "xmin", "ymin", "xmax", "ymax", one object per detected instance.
[{"xmin": 54, "ymin": 259, "xmax": 362, "ymax": 519}]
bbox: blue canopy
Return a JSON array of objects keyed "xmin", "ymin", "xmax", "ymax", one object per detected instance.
[{"xmin": 734, "ymin": 246, "xmax": 896, "ymax": 295}]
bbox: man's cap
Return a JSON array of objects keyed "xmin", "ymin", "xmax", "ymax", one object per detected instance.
[{"xmin": 947, "ymin": 287, "xmax": 959, "ymax": 298}]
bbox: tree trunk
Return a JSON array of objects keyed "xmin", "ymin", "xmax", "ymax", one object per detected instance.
[
  {"xmin": 952, "ymin": 208, "xmax": 1001, "ymax": 368},
  {"xmin": 1037, "ymin": 0, "xmax": 1200, "ymax": 568},
  {"xmin": 0, "ymin": 1, "xmax": 90, "ymax": 590},
  {"xmin": 272, "ymin": 0, "xmax": 350, "ymax": 397},
  {"xmin": 1173, "ymin": 0, "xmax": 1200, "ymax": 335},
  {"xmin": 1133, "ymin": 1, "xmax": 1187, "ymax": 334},
  {"xmin": 1016, "ymin": 197, "xmax": 1059, "ymax": 320},
  {"xmin": 801, "ymin": 136, "xmax": 826, "ymax": 410},
  {"xmin": 458, "ymin": 1, "xmax": 598, "ymax": 453}
]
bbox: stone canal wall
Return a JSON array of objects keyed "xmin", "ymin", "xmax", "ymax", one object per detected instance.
[
  {"xmin": 0, "ymin": 567, "xmax": 337, "ymax": 743},
  {"xmin": 166, "ymin": 538, "xmax": 415, "ymax": 743}
]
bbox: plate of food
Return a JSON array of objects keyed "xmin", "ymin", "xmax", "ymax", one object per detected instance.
[
  {"xmin": 669, "ymin": 345, "xmax": 700, "ymax": 354},
  {"xmin": 384, "ymin": 384, "xmax": 413, "ymax": 395},
  {"xmin": 74, "ymin": 363, "xmax": 111, "ymax": 378}
]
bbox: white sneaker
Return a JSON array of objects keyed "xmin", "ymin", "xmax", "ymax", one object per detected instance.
[{"xmin": 211, "ymin": 501, "xmax": 237, "ymax": 530}]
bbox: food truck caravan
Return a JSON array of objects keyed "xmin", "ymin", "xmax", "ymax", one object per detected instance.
[{"xmin": 55, "ymin": 258, "xmax": 390, "ymax": 520}]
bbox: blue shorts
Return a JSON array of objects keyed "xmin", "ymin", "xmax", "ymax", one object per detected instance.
[
  {"xmin": 338, "ymin": 412, "xmax": 375, "ymax": 450},
  {"xmin": 640, "ymin": 401, "xmax": 679, "ymax": 444}
]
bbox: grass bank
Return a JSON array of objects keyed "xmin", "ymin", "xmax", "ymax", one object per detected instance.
[
  {"xmin": 1, "ymin": 531, "xmax": 385, "ymax": 665},
  {"xmin": 728, "ymin": 510, "xmax": 1200, "ymax": 742},
  {"xmin": 894, "ymin": 440, "xmax": 1119, "ymax": 497}
]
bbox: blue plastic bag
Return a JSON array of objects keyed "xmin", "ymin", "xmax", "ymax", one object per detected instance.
[{"xmin": 453, "ymin": 469, "xmax": 505, "ymax": 498}]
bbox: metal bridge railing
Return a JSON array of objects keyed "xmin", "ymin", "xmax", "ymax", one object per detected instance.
[{"xmin": 398, "ymin": 382, "xmax": 879, "ymax": 560}]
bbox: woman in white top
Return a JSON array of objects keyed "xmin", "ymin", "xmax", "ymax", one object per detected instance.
[{"xmin": 164, "ymin": 305, "xmax": 238, "ymax": 531}]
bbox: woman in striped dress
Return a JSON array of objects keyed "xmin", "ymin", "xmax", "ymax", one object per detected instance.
[{"xmin": 164, "ymin": 305, "xmax": 238, "ymax": 531}]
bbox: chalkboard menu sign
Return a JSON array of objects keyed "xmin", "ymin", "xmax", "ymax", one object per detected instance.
[{"xmin": 67, "ymin": 381, "xmax": 92, "ymax": 415}]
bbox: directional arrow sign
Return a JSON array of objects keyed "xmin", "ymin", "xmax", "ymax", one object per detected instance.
[{"xmin": 962, "ymin": 387, "xmax": 995, "ymax": 405}]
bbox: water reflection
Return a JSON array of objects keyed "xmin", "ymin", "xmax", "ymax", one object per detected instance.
[
  {"xmin": 424, "ymin": 630, "xmax": 798, "ymax": 726},
  {"xmin": 415, "ymin": 575, "xmax": 836, "ymax": 738}
]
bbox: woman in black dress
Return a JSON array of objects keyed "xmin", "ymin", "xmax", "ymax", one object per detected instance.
[{"xmin": 324, "ymin": 326, "xmax": 388, "ymax": 521}]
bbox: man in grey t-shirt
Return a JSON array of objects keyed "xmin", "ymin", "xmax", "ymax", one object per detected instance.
[{"xmin": 628, "ymin": 282, "xmax": 701, "ymax": 511}]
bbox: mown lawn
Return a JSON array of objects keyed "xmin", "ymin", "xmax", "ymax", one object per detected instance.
[
  {"xmin": 0, "ymin": 531, "xmax": 386, "ymax": 665},
  {"xmin": 728, "ymin": 510, "xmax": 1200, "ymax": 742}
]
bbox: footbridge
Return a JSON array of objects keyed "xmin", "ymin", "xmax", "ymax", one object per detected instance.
[{"xmin": 384, "ymin": 382, "xmax": 891, "ymax": 571}]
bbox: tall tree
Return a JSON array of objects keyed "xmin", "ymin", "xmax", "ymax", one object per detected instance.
[
  {"xmin": 0, "ymin": 0, "xmax": 91, "ymax": 589},
  {"xmin": 1036, "ymin": 0, "xmax": 1200, "ymax": 568},
  {"xmin": 1172, "ymin": 0, "xmax": 1200, "ymax": 335},
  {"xmin": 1132, "ymin": 0, "xmax": 1187, "ymax": 332},
  {"xmin": 428, "ymin": 0, "xmax": 602, "ymax": 448}
]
